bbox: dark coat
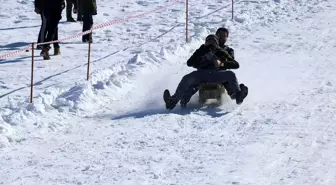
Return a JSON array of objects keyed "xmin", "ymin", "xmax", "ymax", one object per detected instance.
[
  {"xmin": 79, "ymin": 0, "xmax": 97, "ymax": 15},
  {"xmin": 187, "ymin": 44, "xmax": 239, "ymax": 70},
  {"xmin": 221, "ymin": 45, "xmax": 235, "ymax": 59},
  {"xmin": 35, "ymin": 0, "xmax": 65, "ymax": 11}
]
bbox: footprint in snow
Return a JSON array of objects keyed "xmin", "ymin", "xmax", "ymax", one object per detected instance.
[
  {"xmin": 136, "ymin": 1, "xmax": 149, "ymax": 6},
  {"xmin": 0, "ymin": 85, "xmax": 9, "ymax": 89},
  {"xmin": 208, "ymin": 4, "xmax": 218, "ymax": 10}
]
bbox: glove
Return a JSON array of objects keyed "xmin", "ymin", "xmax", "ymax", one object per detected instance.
[{"xmin": 215, "ymin": 60, "xmax": 224, "ymax": 68}]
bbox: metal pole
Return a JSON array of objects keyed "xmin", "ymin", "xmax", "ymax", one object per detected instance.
[
  {"xmin": 186, "ymin": 0, "xmax": 188, "ymax": 42},
  {"xmin": 232, "ymin": 0, "xmax": 234, "ymax": 20},
  {"xmin": 87, "ymin": 36, "xmax": 91, "ymax": 81},
  {"xmin": 30, "ymin": 43, "xmax": 35, "ymax": 103}
]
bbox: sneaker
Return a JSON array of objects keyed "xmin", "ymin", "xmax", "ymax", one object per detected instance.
[
  {"xmin": 236, "ymin": 84, "xmax": 248, "ymax": 104},
  {"xmin": 163, "ymin": 89, "xmax": 178, "ymax": 110}
]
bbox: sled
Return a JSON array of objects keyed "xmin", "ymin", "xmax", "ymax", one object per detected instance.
[{"xmin": 198, "ymin": 83, "xmax": 226, "ymax": 104}]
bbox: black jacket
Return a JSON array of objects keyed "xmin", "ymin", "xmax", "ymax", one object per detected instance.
[
  {"xmin": 220, "ymin": 45, "xmax": 235, "ymax": 59},
  {"xmin": 187, "ymin": 44, "xmax": 239, "ymax": 70},
  {"xmin": 35, "ymin": 0, "xmax": 65, "ymax": 11}
]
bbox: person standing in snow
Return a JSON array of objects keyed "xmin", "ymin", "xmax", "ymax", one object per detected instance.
[
  {"xmin": 66, "ymin": 0, "xmax": 78, "ymax": 22},
  {"xmin": 179, "ymin": 28, "xmax": 237, "ymax": 107},
  {"xmin": 34, "ymin": 0, "xmax": 66, "ymax": 60},
  {"xmin": 76, "ymin": 0, "xmax": 83, "ymax": 21},
  {"xmin": 79, "ymin": 0, "xmax": 97, "ymax": 43}
]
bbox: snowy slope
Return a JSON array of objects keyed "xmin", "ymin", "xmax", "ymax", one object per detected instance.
[{"xmin": 1, "ymin": 0, "xmax": 336, "ymax": 184}]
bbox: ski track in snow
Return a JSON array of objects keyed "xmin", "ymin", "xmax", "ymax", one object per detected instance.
[{"xmin": 1, "ymin": 0, "xmax": 336, "ymax": 184}]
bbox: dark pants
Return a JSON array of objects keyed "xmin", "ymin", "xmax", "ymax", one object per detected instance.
[
  {"xmin": 66, "ymin": 0, "xmax": 74, "ymax": 19},
  {"xmin": 173, "ymin": 70, "xmax": 240, "ymax": 101},
  {"xmin": 77, "ymin": 0, "xmax": 82, "ymax": 21},
  {"xmin": 82, "ymin": 13, "xmax": 93, "ymax": 41},
  {"xmin": 41, "ymin": 10, "xmax": 62, "ymax": 49},
  {"xmin": 38, "ymin": 11, "xmax": 60, "ymax": 49}
]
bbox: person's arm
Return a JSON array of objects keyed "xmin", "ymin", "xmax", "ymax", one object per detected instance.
[
  {"xmin": 227, "ymin": 47, "xmax": 234, "ymax": 59},
  {"xmin": 187, "ymin": 45, "xmax": 205, "ymax": 68},
  {"xmin": 216, "ymin": 48, "xmax": 239, "ymax": 69}
]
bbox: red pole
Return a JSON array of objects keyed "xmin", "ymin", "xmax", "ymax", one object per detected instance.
[
  {"xmin": 30, "ymin": 43, "xmax": 35, "ymax": 103},
  {"xmin": 186, "ymin": 0, "xmax": 188, "ymax": 42},
  {"xmin": 232, "ymin": 0, "xmax": 234, "ymax": 20},
  {"xmin": 87, "ymin": 38, "xmax": 91, "ymax": 81}
]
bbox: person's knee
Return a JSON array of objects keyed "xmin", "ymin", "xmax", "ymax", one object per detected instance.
[
  {"xmin": 225, "ymin": 70, "xmax": 235, "ymax": 76},
  {"xmin": 222, "ymin": 70, "xmax": 237, "ymax": 80},
  {"xmin": 182, "ymin": 72, "xmax": 198, "ymax": 85}
]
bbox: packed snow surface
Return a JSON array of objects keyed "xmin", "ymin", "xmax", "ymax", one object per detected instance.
[{"xmin": 0, "ymin": 0, "xmax": 335, "ymax": 184}]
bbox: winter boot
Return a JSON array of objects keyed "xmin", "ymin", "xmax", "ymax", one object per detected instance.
[
  {"xmin": 236, "ymin": 84, "xmax": 248, "ymax": 104},
  {"xmin": 163, "ymin": 89, "xmax": 178, "ymax": 110},
  {"xmin": 54, "ymin": 47, "xmax": 61, "ymax": 55},
  {"xmin": 41, "ymin": 47, "xmax": 50, "ymax": 60}
]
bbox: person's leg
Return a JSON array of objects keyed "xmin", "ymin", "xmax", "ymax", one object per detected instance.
[
  {"xmin": 201, "ymin": 70, "xmax": 239, "ymax": 96},
  {"xmin": 82, "ymin": 13, "xmax": 93, "ymax": 42},
  {"xmin": 202, "ymin": 70, "xmax": 248, "ymax": 104},
  {"xmin": 77, "ymin": 0, "xmax": 82, "ymax": 21},
  {"xmin": 42, "ymin": 11, "xmax": 61, "ymax": 60},
  {"xmin": 66, "ymin": 0, "xmax": 75, "ymax": 21},
  {"xmin": 180, "ymin": 85, "xmax": 199, "ymax": 107},
  {"xmin": 223, "ymin": 82, "xmax": 230, "ymax": 93},
  {"xmin": 164, "ymin": 70, "xmax": 247, "ymax": 110},
  {"xmin": 82, "ymin": 13, "xmax": 89, "ymax": 42},
  {"xmin": 37, "ymin": 12, "xmax": 47, "ymax": 50},
  {"xmin": 88, "ymin": 13, "xmax": 93, "ymax": 42},
  {"xmin": 53, "ymin": 26, "xmax": 61, "ymax": 55},
  {"xmin": 164, "ymin": 71, "xmax": 203, "ymax": 110}
]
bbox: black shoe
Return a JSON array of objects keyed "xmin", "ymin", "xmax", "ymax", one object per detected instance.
[
  {"xmin": 163, "ymin": 89, "xmax": 178, "ymax": 110},
  {"xmin": 236, "ymin": 84, "xmax": 248, "ymax": 104}
]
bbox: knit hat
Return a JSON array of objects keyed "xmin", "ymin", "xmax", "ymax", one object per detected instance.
[{"xmin": 205, "ymin": 34, "xmax": 219, "ymax": 45}]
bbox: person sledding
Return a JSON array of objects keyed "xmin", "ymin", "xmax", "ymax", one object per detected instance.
[
  {"xmin": 180, "ymin": 27, "xmax": 236, "ymax": 107},
  {"xmin": 163, "ymin": 34, "xmax": 248, "ymax": 110}
]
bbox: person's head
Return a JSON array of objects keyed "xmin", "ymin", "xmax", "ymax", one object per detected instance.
[
  {"xmin": 205, "ymin": 34, "xmax": 219, "ymax": 49},
  {"xmin": 216, "ymin": 27, "xmax": 229, "ymax": 46}
]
